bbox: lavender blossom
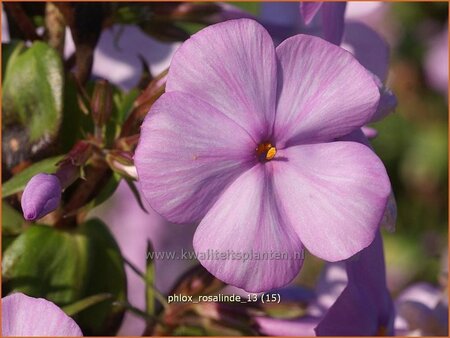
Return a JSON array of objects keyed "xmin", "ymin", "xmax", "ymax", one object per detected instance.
[
  {"xmin": 21, "ymin": 173, "xmax": 61, "ymax": 221},
  {"xmin": 134, "ymin": 19, "xmax": 391, "ymax": 292},
  {"xmin": 2, "ymin": 293, "xmax": 82, "ymax": 336}
]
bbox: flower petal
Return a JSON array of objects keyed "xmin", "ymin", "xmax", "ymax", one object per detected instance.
[
  {"xmin": 316, "ymin": 280, "xmax": 379, "ymax": 335},
  {"xmin": 166, "ymin": 19, "xmax": 277, "ymax": 140},
  {"xmin": 315, "ymin": 233, "xmax": 395, "ymax": 335},
  {"xmin": 193, "ymin": 164, "xmax": 304, "ymax": 292},
  {"xmin": 256, "ymin": 316, "xmax": 319, "ymax": 336},
  {"xmin": 322, "ymin": 3, "xmax": 347, "ymax": 45},
  {"xmin": 134, "ymin": 92, "xmax": 256, "ymax": 223},
  {"xmin": 21, "ymin": 173, "xmax": 61, "ymax": 221},
  {"xmin": 342, "ymin": 21, "xmax": 389, "ymax": 83},
  {"xmin": 308, "ymin": 263, "xmax": 348, "ymax": 317},
  {"xmin": 300, "ymin": 2, "xmax": 323, "ymax": 25},
  {"xmin": 2, "ymin": 293, "xmax": 82, "ymax": 336},
  {"xmin": 273, "ymin": 142, "xmax": 390, "ymax": 261},
  {"xmin": 274, "ymin": 34, "xmax": 380, "ymax": 147},
  {"xmin": 339, "ymin": 129, "xmax": 397, "ymax": 232}
]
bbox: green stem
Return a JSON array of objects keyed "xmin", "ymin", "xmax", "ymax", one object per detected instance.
[{"xmin": 123, "ymin": 256, "xmax": 169, "ymax": 309}]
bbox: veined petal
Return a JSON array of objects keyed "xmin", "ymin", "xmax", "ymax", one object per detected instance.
[
  {"xmin": 193, "ymin": 165, "xmax": 304, "ymax": 292},
  {"xmin": 2, "ymin": 293, "xmax": 82, "ymax": 336},
  {"xmin": 274, "ymin": 35, "xmax": 380, "ymax": 147},
  {"xmin": 134, "ymin": 92, "xmax": 256, "ymax": 223},
  {"xmin": 339, "ymin": 129, "xmax": 397, "ymax": 232},
  {"xmin": 166, "ymin": 19, "xmax": 277, "ymax": 140},
  {"xmin": 273, "ymin": 142, "xmax": 390, "ymax": 261}
]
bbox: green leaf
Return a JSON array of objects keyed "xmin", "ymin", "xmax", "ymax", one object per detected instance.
[
  {"xmin": 59, "ymin": 76, "xmax": 95, "ymax": 152},
  {"xmin": 2, "ymin": 41, "xmax": 26, "ymax": 82},
  {"xmin": 2, "ymin": 219, "xmax": 127, "ymax": 335},
  {"xmin": 113, "ymin": 88, "xmax": 139, "ymax": 125},
  {"xmin": 2, "ymin": 201, "xmax": 26, "ymax": 235},
  {"xmin": 172, "ymin": 326, "xmax": 207, "ymax": 336},
  {"xmin": 233, "ymin": 2, "xmax": 260, "ymax": 15},
  {"xmin": 2, "ymin": 224, "xmax": 90, "ymax": 305},
  {"xmin": 2, "ymin": 155, "xmax": 63, "ymax": 198},
  {"xmin": 2, "ymin": 202, "xmax": 26, "ymax": 253},
  {"xmin": 80, "ymin": 173, "xmax": 121, "ymax": 213},
  {"xmin": 75, "ymin": 219, "xmax": 127, "ymax": 335},
  {"xmin": 2, "ymin": 41, "xmax": 64, "ymax": 142},
  {"xmin": 63, "ymin": 293, "xmax": 113, "ymax": 317}
]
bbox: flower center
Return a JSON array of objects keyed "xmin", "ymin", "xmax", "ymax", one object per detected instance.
[{"xmin": 256, "ymin": 142, "xmax": 277, "ymax": 161}]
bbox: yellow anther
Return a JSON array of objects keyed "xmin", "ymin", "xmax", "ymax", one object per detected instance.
[
  {"xmin": 265, "ymin": 146, "xmax": 277, "ymax": 160},
  {"xmin": 256, "ymin": 142, "xmax": 277, "ymax": 161}
]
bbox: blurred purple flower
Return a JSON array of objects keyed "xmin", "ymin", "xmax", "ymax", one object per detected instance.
[
  {"xmin": 395, "ymin": 282, "xmax": 448, "ymax": 335},
  {"xmin": 2, "ymin": 293, "xmax": 82, "ymax": 336},
  {"xmin": 345, "ymin": 1, "xmax": 387, "ymax": 23},
  {"xmin": 21, "ymin": 173, "xmax": 61, "ymax": 221},
  {"xmin": 64, "ymin": 25, "xmax": 179, "ymax": 91},
  {"xmin": 425, "ymin": 26, "xmax": 448, "ymax": 98},
  {"xmin": 257, "ymin": 315, "xmax": 319, "ymax": 336},
  {"xmin": 135, "ymin": 19, "xmax": 391, "ymax": 292},
  {"xmin": 315, "ymin": 232, "xmax": 395, "ymax": 335},
  {"xmin": 2, "ymin": 8, "xmax": 9, "ymax": 42},
  {"xmin": 255, "ymin": 232, "xmax": 395, "ymax": 336},
  {"xmin": 301, "ymin": 2, "xmax": 347, "ymax": 45},
  {"xmin": 205, "ymin": 3, "xmax": 256, "ymax": 24}
]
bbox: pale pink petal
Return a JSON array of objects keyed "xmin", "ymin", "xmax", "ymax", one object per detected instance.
[
  {"xmin": 166, "ymin": 19, "xmax": 277, "ymax": 139},
  {"xmin": 134, "ymin": 92, "xmax": 256, "ymax": 223},
  {"xmin": 274, "ymin": 34, "xmax": 380, "ymax": 147},
  {"xmin": 193, "ymin": 165, "xmax": 303, "ymax": 292},
  {"xmin": 361, "ymin": 126, "xmax": 378, "ymax": 139},
  {"xmin": 339, "ymin": 129, "xmax": 397, "ymax": 232},
  {"xmin": 273, "ymin": 142, "xmax": 390, "ymax": 261},
  {"xmin": 2, "ymin": 293, "xmax": 82, "ymax": 336}
]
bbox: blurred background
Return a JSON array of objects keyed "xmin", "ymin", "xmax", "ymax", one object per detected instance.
[{"xmin": 2, "ymin": 1, "xmax": 448, "ymax": 336}]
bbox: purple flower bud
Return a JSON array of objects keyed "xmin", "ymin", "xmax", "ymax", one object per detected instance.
[{"xmin": 21, "ymin": 173, "xmax": 62, "ymax": 221}]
